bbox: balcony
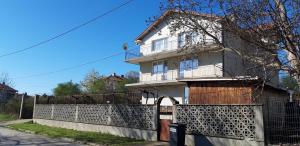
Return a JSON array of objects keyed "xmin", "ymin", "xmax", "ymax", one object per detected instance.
[
  {"xmin": 125, "ymin": 48, "xmax": 141, "ymax": 61},
  {"xmin": 125, "ymin": 39, "xmax": 220, "ymax": 64},
  {"xmin": 139, "ymin": 67, "xmax": 222, "ymax": 82}
]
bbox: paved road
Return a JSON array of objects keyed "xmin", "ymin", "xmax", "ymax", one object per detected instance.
[{"xmin": 0, "ymin": 126, "xmax": 84, "ymax": 146}]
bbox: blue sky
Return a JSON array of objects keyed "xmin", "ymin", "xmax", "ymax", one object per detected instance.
[{"xmin": 0, "ymin": 0, "xmax": 161, "ymax": 95}]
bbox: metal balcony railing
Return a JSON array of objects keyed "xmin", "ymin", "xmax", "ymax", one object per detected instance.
[
  {"xmin": 125, "ymin": 48, "xmax": 141, "ymax": 61},
  {"xmin": 125, "ymin": 39, "xmax": 217, "ymax": 61}
]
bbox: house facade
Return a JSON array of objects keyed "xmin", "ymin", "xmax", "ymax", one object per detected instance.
[
  {"xmin": 104, "ymin": 73, "xmax": 125, "ymax": 92},
  {"xmin": 0, "ymin": 82, "xmax": 17, "ymax": 103},
  {"xmin": 125, "ymin": 11, "xmax": 280, "ymax": 105}
]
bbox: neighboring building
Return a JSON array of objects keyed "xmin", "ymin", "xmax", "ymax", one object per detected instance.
[
  {"xmin": 125, "ymin": 10, "xmax": 282, "ymax": 105},
  {"xmin": 0, "ymin": 82, "xmax": 17, "ymax": 102},
  {"xmin": 104, "ymin": 73, "xmax": 125, "ymax": 92}
]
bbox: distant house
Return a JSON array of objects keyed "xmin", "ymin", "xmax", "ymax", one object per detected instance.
[
  {"xmin": 103, "ymin": 73, "xmax": 125, "ymax": 92},
  {"xmin": 0, "ymin": 82, "xmax": 17, "ymax": 102}
]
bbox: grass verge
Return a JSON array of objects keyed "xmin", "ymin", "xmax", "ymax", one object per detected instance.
[
  {"xmin": 0, "ymin": 113, "xmax": 16, "ymax": 122},
  {"xmin": 8, "ymin": 122, "xmax": 147, "ymax": 146}
]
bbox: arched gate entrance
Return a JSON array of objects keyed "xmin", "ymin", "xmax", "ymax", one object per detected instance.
[{"xmin": 155, "ymin": 96, "xmax": 179, "ymax": 141}]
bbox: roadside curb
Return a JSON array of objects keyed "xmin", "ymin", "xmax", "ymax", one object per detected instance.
[
  {"xmin": 0, "ymin": 119, "xmax": 32, "ymax": 126},
  {"xmin": 6, "ymin": 126, "xmax": 105, "ymax": 146}
]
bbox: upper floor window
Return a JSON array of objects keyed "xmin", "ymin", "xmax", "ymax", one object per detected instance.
[
  {"xmin": 178, "ymin": 32, "xmax": 203, "ymax": 48},
  {"xmin": 152, "ymin": 38, "xmax": 168, "ymax": 52},
  {"xmin": 152, "ymin": 61, "xmax": 168, "ymax": 75}
]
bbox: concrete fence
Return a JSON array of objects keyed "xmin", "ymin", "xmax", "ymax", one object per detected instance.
[
  {"xmin": 33, "ymin": 104, "xmax": 158, "ymax": 141},
  {"xmin": 175, "ymin": 104, "xmax": 264, "ymax": 146},
  {"xmin": 33, "ymin": 104, "xmax": 264, "ymax": 146}
]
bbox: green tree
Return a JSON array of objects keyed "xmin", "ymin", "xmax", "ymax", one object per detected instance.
[
  {"xmin": 125, "ymin": 71, "xmax": 139, "ymax": 79},
  {"xmin": 116, "ymin": 71, "xmax": 139, "ymax": 92},
  {"xmin": 53, "ymin": 81, "xmax": 81, "ymax": 96},
  {"xmin": 81, "ymin": 70, "xmax": 106, "ymax": 94},
  {"xmin": 87, "ymin": 79, "xmax": 106, "ymax": 94}
]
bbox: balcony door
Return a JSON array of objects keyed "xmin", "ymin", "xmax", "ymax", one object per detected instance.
[
  {"xmin": 179, "ymin": 58, "xmax": 198, "ymax": 79},
  {"xmin": 152, "ymin": 61, "xmax": 168, "ymax": 81}
]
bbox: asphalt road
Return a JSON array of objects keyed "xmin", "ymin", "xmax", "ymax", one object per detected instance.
[{"xmin": 0, "ymin": 126, "xmax": 83, "ymax": 146}]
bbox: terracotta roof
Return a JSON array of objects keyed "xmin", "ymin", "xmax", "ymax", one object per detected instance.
[
  {"xmin": 104, "ymin": 73, "xmax": 125, "ymax": 81},
  {"xmin": 0, "ymin": 83, "xmax": 17, "ymax": 93},
  {"xmin": 135, "ymin": 10, "xmax": 221, "ymax": 41}
]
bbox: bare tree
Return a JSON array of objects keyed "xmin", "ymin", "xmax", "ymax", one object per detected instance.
[
  {"xmin": 154, "ymin": 0, "xmax": 299, "ymax": 89},
  {"xmin": 0, "ymin": 73, "xmax": 14, "ymax": 86}
]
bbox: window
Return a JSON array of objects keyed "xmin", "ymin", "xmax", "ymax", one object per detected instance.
[
  {"xmin": 152, "ymin": 38, "xmax": 168, "ymax": 51},
  {"xmin": 179, "ymin": 58, "xmax": 199, "ymax": 78},
  {"xmin": 152, "ymin": 61, "xmax": 168, "ymax": 75},
  {"xmin": 178, "ymin": 33, "xmax": 185, "ymax": 48},
  {"xmin": 178, "ymin": 32, "xmax": 202, "ymax": 47}
]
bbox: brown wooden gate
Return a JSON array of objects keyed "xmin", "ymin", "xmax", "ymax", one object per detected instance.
[
  {"xmin": 159, "ymin": 106, "xmax": 173, "ymax": 141},
  {"xmin": 155, "ymin": 96, "xmax": 179, "ymax": 142}
]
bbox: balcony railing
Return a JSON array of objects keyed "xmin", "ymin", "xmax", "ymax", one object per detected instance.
[
  {"xmin": 125, "ymin": 39, "xmax": 217, "ymax": 61},
  {"xmin": 140, "ymin": 68, "xmax": 221, "ymax": 82},
  {"xmin": 125, "ymin": 48, "xmax": 141, "ymax": 61}
]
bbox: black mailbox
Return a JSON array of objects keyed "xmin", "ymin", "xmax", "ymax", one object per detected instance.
[{"xmin": 169, "ymin": 123, "xmax": 186, "ymax": 146}]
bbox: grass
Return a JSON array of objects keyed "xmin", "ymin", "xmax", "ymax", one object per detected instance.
[
  {"xmin": 8, "ymin": 122, "xmax": 147, "ymax": 146},
  {"xmin": 0, "ymin": 113, "xmax": 17, "ymax": 122}
]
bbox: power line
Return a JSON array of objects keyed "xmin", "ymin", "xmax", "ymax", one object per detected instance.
[
  {"xmin": 0, "ymin": 0, "xmax": 135, "ymax": 58},
  {"xmin": 13, "ymin": 47, "xmax": 138, "ymax": 79}
]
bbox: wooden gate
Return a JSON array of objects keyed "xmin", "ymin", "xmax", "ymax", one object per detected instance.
[
  {"xmin": 155, "ymin": 96, "xmax": 179, "ymax": 141},
  {"xmin": 159, "ymin": 106, "xmax": 173, "ymax": 141}
]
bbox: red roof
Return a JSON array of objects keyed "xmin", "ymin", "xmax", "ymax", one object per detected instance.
[
  {"xmin": 0, "ymin": 83, "xmax": 17, "ymax": 93},
  {"xmin": 103, "ymin": 73, "xmax": 125, "ymax": 82}
]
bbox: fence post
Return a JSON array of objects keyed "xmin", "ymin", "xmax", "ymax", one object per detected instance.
[
  {"xmin": 172, "ymin": 104, "xmax": 177, "ymax": 123},
  {"xmin": 75, "ymin": 105, "xmax": 79, "ymax": 122},
  {"xmin": 152, "ymin": 105, "xmax": 157, "ymax": 130},
  {"xmin": 51, "ymin": 104, "xmax": 54, "ymax": 119},
  {"xmin": 19, "ymin": 94, "xmax": 25, "ymax": 119},
  {"xmin": 254, "ymin": 105, "xmax": 264, "ymax": 142},
  {"xmin": 33, "ymin": 95, "xmax": 39, "ymax": 119},
  {"xmin": 107, "ymin": 104, "xmax": 112, "ymax": 125}
]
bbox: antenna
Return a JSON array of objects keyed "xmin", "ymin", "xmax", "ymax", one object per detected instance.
[{"xmin": 123, "ymin": 43, "xmax": 128, "ymax": 51}]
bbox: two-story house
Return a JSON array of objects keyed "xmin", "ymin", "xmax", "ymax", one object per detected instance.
[{"xmin": 125, "ymin": 10, "xmax": 282, "ymax": 105}]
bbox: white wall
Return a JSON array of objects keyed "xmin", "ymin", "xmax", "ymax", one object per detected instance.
[
  {"xmin": 139, "ymin": 19, "xmax": 222, "ymax": 56},
  {"xmin": 34, "ymin": 119, "xmax": 157, "ymax": 141},
  {"xmin": 141, "ymin": 85, "xmax": 185, "ymax": 106},
  {"xmin": 223, "ymin": 31, "xmax": 280, "ymax": 86},
  {"xmin": 139, "ymin": 52, "xmax": 223, "ymax": 82}
]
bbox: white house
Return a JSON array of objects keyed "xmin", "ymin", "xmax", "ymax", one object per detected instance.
[{"xmin": 125, "ymin": 10, "xmax": 279, "ymax": 105}]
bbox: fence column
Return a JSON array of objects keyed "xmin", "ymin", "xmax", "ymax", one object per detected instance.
[
  {"xmin": 51, "ymin": 104, "xmax": 54, "ymax": 119},
  {"xmin": 172, "ymin": 104, "xmax": 177, "ymax": 123},
  {"xmin": 107, "ymin": 105, "xmax": 112, "ymax": 125},
  {"xmin": 255, "ymin": 105, "xmax": 264, "ymax": 142},
  {"xmin": 19, "ymin": 94, "xmax": 25, "ymax": 119},
  {"xmin": 33, "ymin": 95, "xmax": 39, "ymax": 118},
  {"xmin": 75, "ymin": 105, "xmax": 79, "ymax": 122},
  {"xmin": 152, "ymin": 105, "xmax": 157, "ymax": 130}
]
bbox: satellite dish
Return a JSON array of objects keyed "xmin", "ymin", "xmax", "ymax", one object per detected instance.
[{"xmin": 123, "ymin": 43, "xmax": 128, "ymax": 50}]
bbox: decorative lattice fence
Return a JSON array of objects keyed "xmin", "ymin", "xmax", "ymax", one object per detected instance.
[
  {"xmin": 176, "ymin": 105, "xmax": 259, "ymax": 139},
  {"xmin": 34, "ymin": 104, "xmax": 156, "ymax": 130},
  {"xmin": 34, "ymin": 104, "xmax": 52, "ymax": 119}
]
